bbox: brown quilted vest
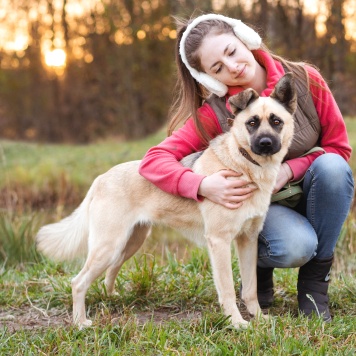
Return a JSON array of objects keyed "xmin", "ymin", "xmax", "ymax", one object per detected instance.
[{"xmin": 205, "ymin": 70, "xmax": 321, "ymax": 160}]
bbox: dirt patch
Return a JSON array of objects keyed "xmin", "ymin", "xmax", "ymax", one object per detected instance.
[
  {"xmin": 114, "ymin": 309, "xmax": 203, "ymax": 326},
  {"xmin": 0, "ymin": 307, "xmax": 71, "ymax": 332},
  {"xmin": 0, "ymin": 302, "xmax": 256, "ymax": 331},
  {"xmin": 0, "ymin": 306, "xmax": 204, "ymax": 331}
]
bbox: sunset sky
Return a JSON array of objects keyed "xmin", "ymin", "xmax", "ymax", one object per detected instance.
[{"xmin": 0, "ymin": 0, "xmax": 355, "ymax": 68}]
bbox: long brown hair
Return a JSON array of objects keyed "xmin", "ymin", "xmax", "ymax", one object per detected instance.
[{"xmin": 168, "ymin": 16, "xmax": 323, "ymax": 145}]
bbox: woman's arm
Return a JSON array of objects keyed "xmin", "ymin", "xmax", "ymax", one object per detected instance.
[
  {"xmin": 139, "ymin": 118, "xmax": 207, "ymax": 200},
  {"xmin": 139, "ymin": 104, "xmax": 220, "ymax": 200}
]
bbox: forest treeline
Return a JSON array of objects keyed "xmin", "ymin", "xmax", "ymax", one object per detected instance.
[{"xmin": 0, "ymin": 0, "xmax": 355, "ymax": 143}]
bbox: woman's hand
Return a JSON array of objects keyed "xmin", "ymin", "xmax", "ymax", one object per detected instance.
[
  {"xmin": 273, "ymin": 163, "xmax": 293, "ymax": 194},
  {"xmin": 198, "ymin": 170, "xmax": 257, "ymax": 209}
]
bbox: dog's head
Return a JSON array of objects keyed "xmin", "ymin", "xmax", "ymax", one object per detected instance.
[{"xmin": 228, "ymin": 73, "xmax": 296, "ymax": 158}]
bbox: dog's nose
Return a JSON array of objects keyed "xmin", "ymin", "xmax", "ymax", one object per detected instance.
[
  {"xmin": 259, "ymin": 137, "xmax": 272, "ymax": 148},
  {"xmin": 252, "ymin": 135, "xmax": 280, "ymax": 156}
]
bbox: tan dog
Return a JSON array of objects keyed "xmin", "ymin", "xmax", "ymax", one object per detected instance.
[{"xmin": 36, "ymin": 73, "xmax": 296, "ymax": 329}]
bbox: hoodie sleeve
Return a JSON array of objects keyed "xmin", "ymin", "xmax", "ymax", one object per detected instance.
[
  {"xmin": 139, "ymin": 104, "xmax": 221, "ymax": 201},
  {"xmin": 286, "ymin": 66, "xmax": 352, "ymax": 181}
]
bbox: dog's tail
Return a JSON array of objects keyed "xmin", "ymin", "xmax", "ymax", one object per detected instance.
[{"xmin": 36, "ymin": 179, "xmax": 96, "ymax": 262}]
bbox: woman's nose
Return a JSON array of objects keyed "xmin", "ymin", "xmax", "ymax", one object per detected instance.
[{"xmin": 225, "ymin": 60, "xmax": 238, "ymax": 73}]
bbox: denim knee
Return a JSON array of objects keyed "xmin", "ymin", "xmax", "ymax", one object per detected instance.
[
  {"xmin": 258, "ymin": 230, "xmax": 317, "ymax": 268},
  {"xmin": 307, "ymin": 153, "xmax": 354, "ymax": 194},
  {"xmin": 258, "ymin": 204, "xmax": 318, "ymax": 268},
  {"xmin": 303, "ymin": 153, "xmax": 354, "ymax": 258},
  {"xmin": 280, "ymin": 231, "xmax": 318, "ymax": 267}
]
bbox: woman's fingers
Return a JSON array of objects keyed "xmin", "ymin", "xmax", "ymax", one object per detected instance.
[{"xmin": 198, "ymin": 170, "xmax": 257, "ymax": 209}]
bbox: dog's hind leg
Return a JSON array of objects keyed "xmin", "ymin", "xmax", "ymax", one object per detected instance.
[
  {"xmin": 71, "ymin": 243, "xmax": 115, "ymax": 328},
  {"xmin": 235, "ymin": 228, "xmax": 263, "ymax": 319},
  {"xmin": 205, "ymin": 231, "xmax": 248, "ymax": 328},
  {"xmin": 71, "ymin": 221, "xmax": 151, "ymax": 328},
  {"xmin": 70, "ymin": 210, "xmax": 133, "ymax": 328},
  {"xmin": 104, "ymin": 223, "xmax": 151, "ymax": 295}
]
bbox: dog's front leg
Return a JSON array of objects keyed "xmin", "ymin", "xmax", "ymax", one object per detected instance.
[
  {"xmin": 236, "ymin": 230, "xmax": 264, "ymax": 319},
  {"xmin": 206, "ymin": 233, "xmax": 248, "ymax": 328}
]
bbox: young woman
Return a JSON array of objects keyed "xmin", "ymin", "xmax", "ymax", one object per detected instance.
[{"xmin": 139, "ymin": 13, "xmax": 354, "ymax": 321}]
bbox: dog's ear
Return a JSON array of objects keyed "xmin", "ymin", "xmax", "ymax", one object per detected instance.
[
  {"xmin": 270, "ymin": 72, "xmax": 297, "ymax": 115},
  {"xmin": 228, "ymin": 89, "xmax": 259, "ymax": 115}
]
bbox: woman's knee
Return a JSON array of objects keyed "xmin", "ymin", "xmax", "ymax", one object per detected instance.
[
  {"xmin": 258, "ymin": 242, "xmax": 317, "ymax": 268},
  {"xmin": 304, "ymin": 153, "xmax": 354, "ymax": 206},
  {"xmin": 279, "ymin": 232, "xmax": 317, "ymax": 267},
  {"xmin": 258, "ymin": 205, "xmax": 318, "ymax": 268},
  {"xmin": 309, "ymin": 153, "xmax": 353, "ymax": 188}
]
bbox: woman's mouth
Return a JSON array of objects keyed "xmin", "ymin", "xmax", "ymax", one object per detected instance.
[{"xmin": 235, "ymin": 64, "xmax": 246, "ymax": 78}]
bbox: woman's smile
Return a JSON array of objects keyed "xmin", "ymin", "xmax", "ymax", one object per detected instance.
[{"xmin": 235, "ymin": 64, "xmax": 246, "ymax": 79}]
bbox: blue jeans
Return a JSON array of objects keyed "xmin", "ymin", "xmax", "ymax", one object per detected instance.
[{"xmin": 258, "ymin": 153, "xmax": 354, "ymax": 268}]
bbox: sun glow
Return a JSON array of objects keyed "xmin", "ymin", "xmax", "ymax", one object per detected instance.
[{"xmin": 44, "ymin": 48, "xmax": 67, "ymax": 67}]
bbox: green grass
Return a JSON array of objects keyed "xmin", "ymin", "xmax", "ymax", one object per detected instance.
[
  {"xmin": 0, "ymin": 130, "xmax": 166, "ymax": 212},
  {"xmin": 0, "ymin": 120, "xmax": 356, "ymax": 354},
  {"xmin": 0, "ymin": 249, "xmax": 355, "ymax": 354}
]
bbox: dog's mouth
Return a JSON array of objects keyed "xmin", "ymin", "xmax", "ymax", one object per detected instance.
[{"xmin": 251, "ymin": 134, "xmax": 281, "ymax": 156}]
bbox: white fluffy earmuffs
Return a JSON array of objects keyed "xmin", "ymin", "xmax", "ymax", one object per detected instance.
[{"xmin": 179, "ymin": 14, "xmax": 262, "ymax": 97}]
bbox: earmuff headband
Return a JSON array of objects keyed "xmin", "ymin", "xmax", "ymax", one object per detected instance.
[{"xmin": 179, "ymin": 14, "xmax": 262, "ymax": 97}]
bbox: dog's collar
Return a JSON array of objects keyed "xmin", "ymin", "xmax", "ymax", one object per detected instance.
[{"xmin": 239, "ymin": 147, "xmax": 261, "ymax": 167}]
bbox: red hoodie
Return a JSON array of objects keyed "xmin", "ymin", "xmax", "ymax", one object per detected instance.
[{"xmin": 139, "ymin": 50, "xmax": 351, "ymax": 201}]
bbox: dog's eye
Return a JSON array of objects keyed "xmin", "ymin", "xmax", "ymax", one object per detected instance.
[
  {"xmin": 247, "ymin": 116, "xmax": 259, "ymax": 127},
  {"xmin": 269, "ymin": 114, "xmax": 283, "ymax": 127}
]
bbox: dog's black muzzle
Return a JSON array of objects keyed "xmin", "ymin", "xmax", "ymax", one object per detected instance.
[{"xmin": 252, "ymin": 134, "xmax": 281, "ymax": 156}]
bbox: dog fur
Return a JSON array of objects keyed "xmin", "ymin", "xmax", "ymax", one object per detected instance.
[{"xmin": 36, "ymin": 73, "xmax": 296, "ymax": 329}]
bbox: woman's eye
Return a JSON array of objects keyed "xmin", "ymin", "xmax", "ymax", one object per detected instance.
[
  {"xmin": 229, "ymin": 49, "xmax": 236, "ymax": 56},
  {"xmin": 215, "ymin": 66, "xmax": 222, "ymax": 74}
]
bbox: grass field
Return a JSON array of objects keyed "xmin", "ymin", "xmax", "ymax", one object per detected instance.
[{"xmin": 0, "ymin": 121, "xmax": 355, "ymax": 354}]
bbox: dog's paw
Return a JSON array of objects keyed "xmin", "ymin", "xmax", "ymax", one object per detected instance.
[
  {"xmin": 232, "ymin": 319, "xmax": 249, "ymax": 330},
  {"xmin": 107, "ymin": 290, "xmax": 120, "ymax": 297},
  {"xmin": 249, "ymin": 310, "xmax": 270, "ymax": 323},
  {"xmin": 77, "ymin": 319, "xmax": 93, "ymax": 330}
]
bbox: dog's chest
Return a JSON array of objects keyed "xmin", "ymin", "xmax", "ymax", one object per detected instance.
[
  {"xmin": 234, "ymin": 172, "xmax": 276, "ymax": 221},
  {"xmin": 245, "ymin": 189, "xmax": 271, "ymax": 215}
]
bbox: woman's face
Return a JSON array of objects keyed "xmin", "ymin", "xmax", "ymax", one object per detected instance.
[{"xmin": 199, "ymin": 32, "xmax": 258, "ymax": 88}]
